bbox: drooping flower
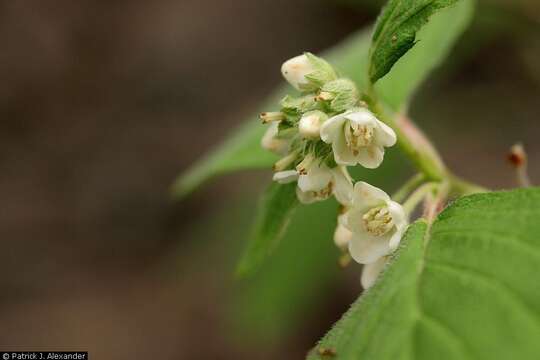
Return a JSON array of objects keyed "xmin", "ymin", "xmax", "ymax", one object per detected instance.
[
  {"xmin": 320, "ymin": 108, "xmax": 396, "ymax": 168},
  {"xmin": 344, "ymin": 182, "xmax": 407, "ymax": 264},
  {"xmin": 281, "ymin": 53, "xmax": 336, "ymax": 92},
  {"xmin": 261, "ymin": 122, "xmax": 291, "ymax": 155},
  {"xmin": 361, "ymin": 257, "xmax": 387, "ymax": 289},
  {"xmin": 273, "ymin": 154, "xmax": 352, "ymax": 205}
]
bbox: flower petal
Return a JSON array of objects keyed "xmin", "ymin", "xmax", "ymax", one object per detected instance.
[
  {"xmin": 297, "ymin": 164, "xmax": 332, "ymax": 192},
  {"xmin": 344, "ymin": 108, "xmax": 378, "ymax": 126},
  {"xmin": 388, "ymin": 200, "xmax": 407, "ymax": 229},
  {"xmin": 296, "ymin": 187, "xmax": 316, "ymax": 204},
  {"xmin": 345, "ymin": 208, "xmax": 368, "ymax": 233},
  {"xmin": 348, "ymin": 230, "xmax": 392, "ymax": 264},
  {"xmin": 361, "ymin": 257, "xmax": 387, "ymax": 289},
  {"xmin": 387, "ymin": 200, "xmax": 408, "ymax": 250},
  {"xmin": 281, "ymin": 54, "xmax": 314, "ymax": 91},
  {"xmin": 337, "ymin": 212, "xmax": 348, "ymax": 227},
  {"xmin": 272, "ymin": 170, "xmax": 299, "ymax": 184},
  {"xmin": 374, "ymin": 120, "xmax": 397, "ymax": 147},
  {"xmin": 352, "ymin": 181, "xmax": 390, "ymax": 208},
  {"xmin": 320, "ymin": 114, "xmax": 346, "ymax": 144},
  {"xmin": 356, "ymin": 145, "xmax": 384, "ymax": 169},
  {"xmin": 333, "ymin": 133, "xmax": 357, "ymax": 166},
  {"xmin": 331, "ymin": 166, "xmax": 353, "ymax": 206},
  {"xmin": 334, "ymin": 223, "xmax": 352, "ymax": 250}
]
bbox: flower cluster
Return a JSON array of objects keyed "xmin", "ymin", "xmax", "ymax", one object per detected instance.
[{"xmin": 261, "ymin": 53, "xmax": 408, "ymax": 289}]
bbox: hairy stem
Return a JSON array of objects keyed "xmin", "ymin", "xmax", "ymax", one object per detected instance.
[
  {"xmin": 402, "ymin": 182, "xmax": 438, "ymax": 216},
  {"xmin": 372, "ymin": 102, "xmax": 446, "ymax": 182},
  {"xmin": 392, "ymin": 173, "xmax": 426, "ymax": 203},
  {"xmin": 365, "ymin": 92, "xmax": 487, "ymax": 197}
]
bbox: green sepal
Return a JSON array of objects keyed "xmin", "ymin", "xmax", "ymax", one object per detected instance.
[
  {"xmin": 299, "ymin": 52, "xmax": 338, "ymax": 91},
  {"xmin": 321, "ymin": 78, "xmax": 360, "ymax": 112}
]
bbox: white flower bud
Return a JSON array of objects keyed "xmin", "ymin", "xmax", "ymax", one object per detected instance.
[
  {"xmin": 273, "ymin": 170, "xmax": 298, "ymax": 184},
  {"xmin": 281, "ymin": 54, "xmax": 317, "ymax": 91},
  {"xmin": 260, "ymin": 111, "xmax": 285, "ymax": 124},
  {"xmin": 334, "ymin": 214, "xmax": 352, "ymax": 251},
  {"xmin": 261, "ymin": 122, "xmax": 289, "ymax": 155},
  {"xmin": 361, "ymin": 257, "xmax": 387, "ymax": 289},
  {"xmin": 298, "ymin": 111, "xmax": 327, "ymax": 140},
  {"xmin": 281, "ymin": 53, "xmax": 336, "ymax": 92}
]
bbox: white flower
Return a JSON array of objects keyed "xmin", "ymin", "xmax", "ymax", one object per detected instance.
[
  {"xmin": 361, "ymin": 257, "xmax": 387, "ymax": 289},
  {"xmin": 344, "ymin": 182, "xmax": 407, "ymax": 264},
  {"xmin": 281, "ymin": 53, "xmax": 336, "ymax": 92},
  {"xmin": 334, "ymin": 213, "xmax": 352, "ymax": 251},
  {"xmin": 320, "ymin": 108, "xmax": 396, "ymax": 168},
  {"xmin": 261, "ymin": 122, "xmax": 290, "ymax": 155},
  {"xmin": 273, "ymin": 155, "xmax": 353, "ymax": 205},
  {"xmin": 281, "ymin": 54, "xmax": 316, "ymax": 91},
  {"xmin": 298, "ymin": 111, "xmax": 327, "ymax": 140}
]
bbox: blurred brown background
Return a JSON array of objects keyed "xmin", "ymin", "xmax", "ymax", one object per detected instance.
[{"xmin": 0, "ymin": 0, "xmax": 538, "ymax": 359}]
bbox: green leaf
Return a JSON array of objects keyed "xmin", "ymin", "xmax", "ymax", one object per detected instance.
[
  {"xmin": 231, "ymin": 199, "xmax": 342, "ymax": 345},
  {"xmin": 236, "ymin": 182, "xmax": 299, "ymax": 277},
  {"xmin": 369, "ymin": 0, "xmax": 466, "ymax": 84},
  {"xmin": 170, "ymin": 114, "xmax": 278, "ymax": 198},
  {"xmin": 374, "ymin": 0, "xmax": 474, "ymax": 109},
  {"xmin": 309, "ymin": 188, "xmax": 540, "ymax": 360}
]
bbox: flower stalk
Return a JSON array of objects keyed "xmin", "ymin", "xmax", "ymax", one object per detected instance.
[
  {"xmin": 366, "ymin": 92, "xmax": 487, "ymax": 198},
  {"xmin": 402, "ymin": 182, "xmax": 438, "ymax": 216},
  {"xmin": 392, "ymin": 173, "xmax": 426, "ymax": 203}
]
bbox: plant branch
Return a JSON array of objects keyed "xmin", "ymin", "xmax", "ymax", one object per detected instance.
[
  {"xmin": 392, "ymin": 173, "xmax": 426, "ymax": 203},
  {"xmin": 365, "ymin": 92, "xmax": 487, "ymax": 197},
  {"xmin": 402, "ymin": 182, "xmax": 438, "ymax": 216}
]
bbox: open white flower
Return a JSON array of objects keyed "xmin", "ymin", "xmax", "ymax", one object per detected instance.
[
  {"xmin": 344, "ymin": 182, "xmax": 407, "ymax": 264},
  {"xmin": 320, "ymin": 108, "xmax": 396, "ymax": 168},
  {"xmin": 273, "ymin": 155, "xmax": 353, "ymax": 205},
  {"xmin": 261, "ymin": 122, "xmax": 290, "ymax": 155},
  {"xmin": 361, "ymin": 257, "xmax": 387, "ymax": 289}
]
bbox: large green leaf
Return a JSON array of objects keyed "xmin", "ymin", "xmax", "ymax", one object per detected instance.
[
  {"xmin": 170, "ymin": 114, "xmax": 278, "ymax": 198},
  {"xmin": 308, "ymin": 188, "xmax": 540, "ymax": 359},
  {"xmin": 232, "ymin": 198, "xmax": 342, "ymax": 344},
  {"xmin": 236, "ymin": 182, "xmax": 299, "ymax": 277},
  {"xmin": 369, "ymin": 0, "xmax": 465, "ymax": 84}
]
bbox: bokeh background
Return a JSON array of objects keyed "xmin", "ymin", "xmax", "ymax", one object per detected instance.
[{"xmin": 0, "ymin": 0, "xmax": 539, "ymax": 359}]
